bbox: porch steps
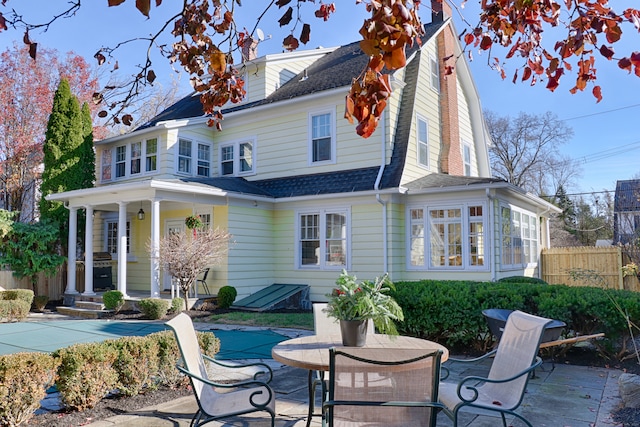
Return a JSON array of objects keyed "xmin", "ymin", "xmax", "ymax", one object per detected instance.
[{"xmin": 57, "ymin": 305, "xmax": 113, "ymax": 319}]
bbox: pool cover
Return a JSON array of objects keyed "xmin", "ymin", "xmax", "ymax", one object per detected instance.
[{"xmin": 0, "ymin": 320, "xmax": 287, "ymax": 360}]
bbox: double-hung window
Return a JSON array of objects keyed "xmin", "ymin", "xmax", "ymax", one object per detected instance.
[
  {"xmin": 309, "ymin": 109, "xmax": 335, "ymax": 164},
  {"xmin": 130, "ymin": 142, "xmax": 141, "ymax": 175},
  {"xmin": 220, "ymin": 139, "xmax": 255, "ymax": 176},
  {"xmin": 430, "ymin": 55, "xmax": 440, "ymax": 92},
  {"xmin": 298, "ymin": 209, "xmax": 349, "ymax": 269},
  {"xmin": 417, "ymin": 115, "xmax": 429, "ymax": 168},
  {"xmin": 146, "ymin": 138, "xmax": 157, "ymax": 172},
  {"xmin": 408, "ymin": 204, "xmax": 487, "ymax": 270},
  {"xmin": 463, "ymin": 143, "xmax": 472, "ymax": 176},
  {"xmin": 115, "ymin": 146, "xmax": 126, "ymax": 178},
  {"xmin": 101, "ymin": 149, "xmax": 112, "ymax": 181},
  {"xmin": 178, "ymin": 138, "xmax": 212, "ymax": 177},
  {"xmin": 105, "ymin": 218, "xmax": 130, "ymax": 256}
]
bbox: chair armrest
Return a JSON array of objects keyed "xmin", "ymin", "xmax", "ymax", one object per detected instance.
[
  {"xmin": 446, "ymin": 349, "xmax": 497, "ymax": 364},
  {"xmin": 176, "ymin": 363, "xmax": 274, "ymax": 390},
  {"xmin": 202, "ymin": 353, "xmax": 274, "ymax": 383},
  {"xmin": 455, "ymin": 356, "xmax": 543, "ymax": 406}
]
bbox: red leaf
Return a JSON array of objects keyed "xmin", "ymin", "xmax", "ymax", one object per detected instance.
[
  {"xmin": 276, "ymin": 0, "xmax": 291, "ymax": 6},
  {"xmin": 23, "ymin": 31, "xmax": 31, "ymax": 45},
  {"xmin": 631, "ymin": 52, "xmax": 640, "ymax": 66},
  {"xmin": 282, "ymin": 34, "xmax": 299, "ymax": 51},
  {"xmin": 108, "ymin": 0, "xmax": 126, "ymax": 6},
  {"xmin": 98, "ymin": 110, "xmax": 108, "ymax": 118},
  {"xmin": 599, "ymin": 45, "xmax": 615, "ymax": 60},
  {"xmin": 300, "ymin": 23, "xmax": 311, "ymax": 45},
  {"xmin": 480, "ymin": 35, "xmax": 492, "ymax": 50},
  {"xmin": 28, "ymin": 42, "xmax": 37, "ymax": 60},
  {"xmin": 278, "ymin": 7, "xmax": 293, "ymax": 27},
  {"xmin": 618, "ymin": 57, "xmax": 632, "ymax": 72},
  {"xmin": 94, "ymin": 52, "xmax": 106, "ymax": 66},
  {"xmin": 136, "ymin": 0, "xmax": 151, "ymax": 17},
  {"xmin": 605, "ymin": 24, "xmax": 622, "ymax": 44},
  {"xmin": 592, "ymin": 85, "xmax": 602, "ymax": 102},
  {"xmin": 122, "ymin": 114, "xmax": 134, "ymax": 126},
  {"xmin": 522, "ymin": 66, "xmax": 532, "ymax": 82},
  {"xmin": 464, "ymin": 33, "xmax": 474, "ymax": 46},
  {"xmin": 147, "ymin": 69, "xmax": 156, "ymax": 83}
]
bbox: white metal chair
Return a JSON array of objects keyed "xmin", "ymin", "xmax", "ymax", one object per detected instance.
[
  {"xmin": 437, "ymin": 310, "xmax": 552, "ymax": 427},
  {"xmin": 165, "ymin": 313, "xmax": 276, "ymax": 427},
  {"xmin": 323, "ymin": 347, "xmax": 444, "ymax": 427}
]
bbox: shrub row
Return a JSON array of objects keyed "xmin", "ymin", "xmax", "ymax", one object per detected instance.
[
  {"xmin": 391, "ymin": 279, "xmax": 640, "ymax": 358},
  {"xmin": 0, "ymin": 290, "xmax": 34, "ymax": 321},
  {"xmin": 0, "ymin": 328, "xmax": 219, "ymax": 426}
]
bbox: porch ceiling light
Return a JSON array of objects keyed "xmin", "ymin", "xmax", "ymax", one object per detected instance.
[{"xmin": 137, "ymin": 204, "xmax": 145, "ymax": 220}]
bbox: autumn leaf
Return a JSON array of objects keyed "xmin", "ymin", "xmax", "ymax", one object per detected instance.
[
  {"xmin": 282, "ymin": 34, "xmax": 299, "ymax": 51},
  {"xmin": 208, "ymin": 51, "xmax": 226, "ymax": 73},
  {"xmin": 23, "ymin": 31, "xmax": 31, "ymax": 45},
  {"xmin": 276, "ymin": 0, "xmax": 291, "ymax": 7},
  {"xmin": 0, "ymin": 13, "xmax": 6, "ymax": 32},
  {"xmin": 618, "ymin": 57, "xmax": 632, "ymax": 72},
  {"xmin": 94, "ymin": 52, "xmax": 106, "ymax": 66},
  {"xmin": 136, "ymin": 0, "xmax": 151, "ymax": 17},
  {"xmin": 464, "ymin": 33, "xmax": 474, "ymax": 45},
  {"xmin": 599, "ymin": 45, "xmax": 615, "ymax": 60},
  {"xmin": 98, "ymin": 110, "xmax": 108, "ymax": 118},
  {"xmin": 592, "ymin": 85, "xmax": 602, "ymax": 102},
  {"xmin": 108, "ymin": 0, "xmax": 126, "ymax": 6},
  {"xmin": 278, "ymin": 7, "xmax": 293, "ymax": 27},
  {"xmin": 300, "ymin": 23, "xmax": 311, "ymax": 45},
  {"xmin": 383, "ymin": 47, "xmax": 406, "ymax": 69},
  {"xmin": 480, "ymin": 35, "xmax": 492, "ymax": 50},
  {"xmin": 28, "ymin": 42, "xmax": 37, "ymax": 60},
  {"xmin": 146, "ymin": 69, "xmax": 156, "ymax": 83}
]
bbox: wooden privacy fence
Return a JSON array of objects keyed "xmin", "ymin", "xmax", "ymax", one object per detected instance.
[
  {"xmin": 0, "ymin": 262, "xmax": 85, "ymax": 300},
  {"xmin": 541, "ymin": 246, "xmax": 632, "ymax": 290}
]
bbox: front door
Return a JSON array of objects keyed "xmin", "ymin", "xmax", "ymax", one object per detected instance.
[{"xmin": 163, "ymin": 219, "xmax": 185, "ymax": 291}]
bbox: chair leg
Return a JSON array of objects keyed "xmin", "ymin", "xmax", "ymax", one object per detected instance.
[
  {"xmin": 202, "ymin": 280, "xmax": 211, "ymax": 295},
  {"xmin": 307, "ymin": 370, "xmax": 316, "ymax": 427}
]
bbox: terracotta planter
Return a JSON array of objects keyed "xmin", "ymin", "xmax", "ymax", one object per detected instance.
[{"xmin": 339, "ymin": 319, "xmax": 368, "ymax": 347}]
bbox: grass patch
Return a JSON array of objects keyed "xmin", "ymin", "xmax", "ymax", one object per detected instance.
[{"xmin": 206, "ymin": 311, "xmax": 314, "ymax": 330}]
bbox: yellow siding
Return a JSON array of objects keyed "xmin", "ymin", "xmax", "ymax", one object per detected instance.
[{"xmin": 401, "ymin": 42, "xmax": 442, "ymax": 185}]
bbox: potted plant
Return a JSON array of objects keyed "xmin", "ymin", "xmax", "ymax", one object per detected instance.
[{"xmin": 325, "ymin": 270, "xmax": 404, "ymax": 346}]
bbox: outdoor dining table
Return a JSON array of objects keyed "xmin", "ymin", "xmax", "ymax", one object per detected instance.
[{"xmin": 271, "ymin": 334, "xmax": 448, "ymax": 426}]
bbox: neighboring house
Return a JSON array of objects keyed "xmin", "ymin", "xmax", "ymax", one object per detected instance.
[
  {"xmin": 47, "ymin": 2, "xmax": 559, "ymax": 302},
  {"xmin": 613, "ymin": 179, "xmax": 640, "ymax": 244}
]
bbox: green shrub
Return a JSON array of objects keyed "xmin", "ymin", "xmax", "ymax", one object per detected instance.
[
  {"xmin": 0, "ymin": 300, "xmax": 31, "ymax": 321},
  {"xmin": 32, "ymin": 295, "xmax": 48, "ymax": 311},
  {"xmin": 217, "ymin": 286, "xmax": 237, "ymax": 309},
  {"xmin": 138, "ymin": 298, "xmax": 170, "ymax": 320},
  {"xmin": 169, "ymin": 297, "xmax": 184, "ymax": 314},
  {"xmin": 107, "ymin": 336, "xmax": 160, "ymax": 396},
  {"xmin": 497, "ymin": 276, "xmax": 548, "ymax": 285},
  {"xmin": 0, "ymin": 289, "xmax": 34, "ymax": 304},
  {"xmin": 0, "ymin": 352, "xmax": 59, "ymax": 427},
  {"xmin": 148, "ymin": 331, "xmax": 189, "ymax": 389},
  {"xmin": 54, "ymin": 342, "xmax": 119, "ymax": 410},
  {"xmin": 102, "ymin": 290, "xmax": 125, "ymax": 311}
]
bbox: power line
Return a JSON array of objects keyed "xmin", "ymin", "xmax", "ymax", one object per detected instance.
[{"xmin": 562, "ymin": 104, "xmax": 640, "ymax": 121}]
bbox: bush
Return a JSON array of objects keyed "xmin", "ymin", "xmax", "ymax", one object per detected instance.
[
  {"xmin": 0, "ymin": 352, "xmax": 59, "ymax": 427},
  {"xmin": 0, "ymin": 289, "xmax": 34, "ymax": 304},
  {"xmin": 148, "ymin": 331, "xmax": 189, "ymax": 389},
  {"xmin": 108, "ymin": 336, "xmax": 160, "ymax": 396},
  {"xmin": 32, "ymin": 295, "xmax": 48, "ymax": 311},
  {"xmin": 169, "ymin": 297, "xmax": 184, "ymax": 314},
  {"xmin": 102, "ymin": 290, "xmax": 124, "ymax": 311},
  {"xmin": 497, "ymin": 276, "xmax": 548, "ymax": 285},
  {"xmin": 217, "ymin": 285, "xmax": 237, "ymax": 309},
  {"xmin": 0, "ymin": 299, "xmax": 30, "ymax": 321},
  {"xmin": 54, "ymin": 342, "xmax": 119, "ymax": 410},
  {"xmin": 138, "ymin": 298, "xmax": 170, "ymax": 319}
]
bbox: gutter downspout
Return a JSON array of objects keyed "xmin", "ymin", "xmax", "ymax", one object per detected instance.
[
  {"xmin": 486, "ymin": 188, "xmax": 497, "ymax": 282},
  {"xmin": 374, "ymin": 112, "xmax": 389, "ymax": 274}
]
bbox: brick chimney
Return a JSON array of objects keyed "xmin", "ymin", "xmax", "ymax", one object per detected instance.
[
  {"xmin": 433, "ymin": 0, "xmax": 463, "ymax": 176},
  {"xmin": 241, "ymin": 36, "xmax": 259, "ymax": 61}
]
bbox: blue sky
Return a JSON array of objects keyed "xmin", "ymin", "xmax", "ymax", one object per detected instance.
[{"xmin": 1, "ymin": 1, "xmax": 639, "ymax": 195}]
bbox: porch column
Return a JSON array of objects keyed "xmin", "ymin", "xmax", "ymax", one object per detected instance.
[
  {"xmin": 117, "ymin": 202, "xmax": 128, "ymax": 297},
  {"xmin": 66, "ymin": 207, "xmax": 78, "ymax": 294},
  {"xmin": 83, "ymin": 206, "xmax": 95, "ymax": 296},
  {"xmin": 150, "ymin": 199, "xmax": 161, "ymax": 298}
]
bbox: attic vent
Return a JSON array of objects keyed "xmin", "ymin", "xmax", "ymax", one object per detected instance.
[{"xmin": 299, "ymin": 69, "xmax": 308, "ymax": 81}]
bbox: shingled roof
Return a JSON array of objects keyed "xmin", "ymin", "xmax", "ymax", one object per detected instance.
[
  {"xmin": 404, "ymin": 173, "xmax": 506, "ymax": 191},
  {"xmin": 614, "ymin": 179, "xmax": 640, "ymax": 212}
]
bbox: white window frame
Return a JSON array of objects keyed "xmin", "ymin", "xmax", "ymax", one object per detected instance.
[
  {"xmin": 145, "ymin": 138, "xmax": 158, "ymax": 173},
  {"xmin": 130, "ymin": 142, "xmax": 142, "ymax": 175},
  {"xmin": 462, "ymin": 142, "xmax": 472, "ymax": 176},
  {"xmin": 115, "ymin": 145, "xmax": 126, "ymax": 178},
  {"xmin": 308, "ymin": 108, "xmax": 336, "ymax": 165},
  {"xmin": 102, "ymin": 213, "xmax": 134, "ymax": 261},
  {"xmin": 416, "ymin": 114, "xmax": 429, "ymax": 168},
  {"xmin": 219, "ymin": 138, "xmax": 256, "ymax": 176},
  {"xmin": 406, "ymin": 203, "xmax": 489, "ymax": 271},
  {"xmin": 500, "ymin": 205, "xmax": 539, "ymax": 269},
  {"xmin": 296, "ymin": 208, "xmax": 350, "ymax": 270},
  {"xmin": 176, "ymin": 138, "xmax": 212, "ymax": 177},
  {"xmin": 100, "ymin": 138, "xmax": 159, "ymax": 183},
  {"xmin": 430, "ymin": 54, "xmax": 440, "ymax": 92}
]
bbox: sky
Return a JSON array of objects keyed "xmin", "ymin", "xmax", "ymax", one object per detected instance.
[{"xmin": 1, "ymin": 1, "xmax": 639, "ymax": 197}]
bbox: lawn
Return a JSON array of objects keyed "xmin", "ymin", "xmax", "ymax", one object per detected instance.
[{"xmin": 206, "ymin": 311, "xmax": 314, "ymax": 330}]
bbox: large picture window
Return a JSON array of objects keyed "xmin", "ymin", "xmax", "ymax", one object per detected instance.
[
  {"xmin": 408, "ymin": 203, "xmax": 487, "ymax": 270},
  {"xmin": 298, "ymin": 209, "xmax": 349, "ymax": 269}
]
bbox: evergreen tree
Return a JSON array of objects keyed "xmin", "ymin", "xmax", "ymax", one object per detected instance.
[
  {"xmin": 79, "ymin": 102, "xmax": 96, "ymax": 189},
  {"xmin": 555, "ymin": 185, "xmax": 576, "ymax": 228},
  {"xmin": 39, "ymin": 79, "xmax": 93, "ymax": 248}
]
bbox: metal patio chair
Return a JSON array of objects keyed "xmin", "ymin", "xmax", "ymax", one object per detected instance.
[
  {"xmin": 437, "ymin": 310, "xmax": 552, "ymax": 427},
  {"xmin": 191, "ymin": 268, "xmax": 211, "ymax": 297},
  {"xmin": 323, "ymin": 346, "xmax": 444, "ymax": 427},
  {"xmin": 165, "ymin": 313, "xmax": 276, "ymax": 427}
]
